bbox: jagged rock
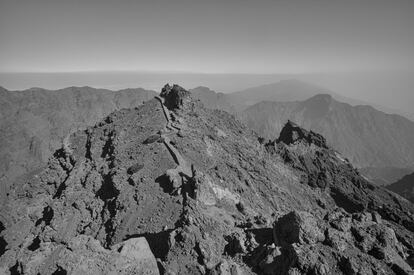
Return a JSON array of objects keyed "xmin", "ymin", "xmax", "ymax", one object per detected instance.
[
  {"xmin": 324, "ymin": 208, "xmax": 352, "ymax": 232},
  {"xmin": 277, "ymin": 120, "xmax": 328, "ymax": 149},
  {"xmin": 224, "ymin": 231, "xmax": 248, "ymax": 256},
  {"xmin": 210, "ymin": 259, "xmax": 244, "ymax": 275},
  {"xmin": 160, "ymin": 84, "xmax": 191, "ymax": 110},
  {"xmin": 0, "ymin": 86, "xmax": 156, "ymax": 206},
  {"xmin": 2, "ymin": 84, "xmax": 414, "ymax": 275},
  {"xmin": 198, "ymin": 235, "xmax": 223, "ymax": 269},
  {"xmin": 325, "ymin": 228, "xmax": 352, "ymax": 252},
  {"xmin": 5, "ymin": 235, "xmax": 159, "ymax": 275},
  {"xmin": 259, "ymin": 206, "xmax": 414, "ymax": 274},
  {"xmin": 164, "ymin": 169, "xmax": 182, "ymax": 193},
  {"xmin": 273, "ymin": 211, "xmax": 325, "ymax": 246}
]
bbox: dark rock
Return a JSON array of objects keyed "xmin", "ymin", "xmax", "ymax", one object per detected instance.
[
  {"xmin": 160, "ymin": 84, "xmax": 191, "ymax": 110},
  {"xmin": 273, "ymin": 211, "xmax": 324, "ymax": 246},
  {"xmin": 277, "ymin": 120, "xmax": 328, "ymax": 149},
  {"xmin": 224, "ymin": 231, "xmax": 247, "ymax": 256},
  {"xmin": 127, "ymin": 163, "xmax": 144, "ymax": 175},
  {"xmin": 143, "ymin": 134, "xmax": 162, "ymax": 144}
]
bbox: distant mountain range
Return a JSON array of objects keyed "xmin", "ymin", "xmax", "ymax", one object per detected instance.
[
  {"xmin": 191, "ymin": 80, "xmax": 414, "ymax": 186},
  {"xmin": 240, "ymin": 94, "xmax": 414, "ymax": 168},
  {"xmin": 189, "ymin": 86, "xmax": 235, "ymax": 113},
  {"xmin": 1, "ymin": 80, "xmax": 412, "ymax": 194},
  {"xmin": 192, "ymin": 79, "xmax": 411, "ymax": 115},
  {"xmin": 0, "ymin": 86, "xmax": 155, "ymax": 202}
]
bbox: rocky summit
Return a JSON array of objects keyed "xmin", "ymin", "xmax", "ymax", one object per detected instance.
[{"xmin": 1, "ymin": 84, "xmax": 414, "ymax": 275}]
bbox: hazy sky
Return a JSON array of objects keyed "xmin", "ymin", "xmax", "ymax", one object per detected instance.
[{"xmin": 1, "ymin": 0, "xmax": 413, "ymax": 74}]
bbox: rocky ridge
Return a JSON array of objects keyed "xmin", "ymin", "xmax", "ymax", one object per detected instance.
[
  {"xmin": 0, "ymin": 85, "xmax": 413, "ymax": 274},
  {"xmin": 0, "ymin": 86, "xmax": 156, "ymax": 205},
  {"xmin": 191, "ymin": 86, "xmax": 414, "ymax": 186},
  {"xmin": 239, "ymin": 94, "xmax": 414, "ymax": 175}
]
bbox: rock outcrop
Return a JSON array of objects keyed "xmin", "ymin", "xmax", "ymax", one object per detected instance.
[
  {"xmin": 260, "ymin": 209, "xmax": 412, "ymax": 275},
  {"xmin": 0, "ymin": 85, "xmax": 413, "ymax": 274},
  {"xmin": 276, "ymin": 120, "xmax": 328, "ymax": 149},
  {"xmin": 160, "ymin": 84, "xmax": 191, "ymax": 110}
]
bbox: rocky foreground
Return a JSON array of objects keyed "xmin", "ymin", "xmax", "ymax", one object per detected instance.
[
  {"xmin": 0, "ymin": 84, "xmax": 413, "ymax": 274},
  {"xmin": 0, "ymin": 86, "xmax": 156, "ymax": 205}
]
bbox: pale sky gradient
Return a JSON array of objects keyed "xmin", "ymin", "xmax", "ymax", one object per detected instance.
[{"xmin": 0, "ymin": 0, "xmax": 413, "ymax": 74}]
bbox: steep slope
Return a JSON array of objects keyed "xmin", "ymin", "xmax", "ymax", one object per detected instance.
[
  {"xmin": 0, "ymin": 86, "xmax": 156, "ymax": 204},
  {"xmin": 240, "ymin": 94, "xmax": 414, "ymax": 171},
  {"xmin": 388, "ymin": 173, "xmax": 414, "ymax": 203},
  {"xmin": 0, "ymin": 85, "xmax": 413, "ymax": 275}
]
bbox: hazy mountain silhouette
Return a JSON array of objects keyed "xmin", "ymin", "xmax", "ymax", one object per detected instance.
[
  {"xmin": 227, "ymin": 79, "xmax": 332, "ymax": 110},
  {"xmin": 191, "ymin": 79, "xmax": 414, "ymax": 121},
  {"xmin": 189, "ymin": 86, "xmax": 234, "ymax": 113}
]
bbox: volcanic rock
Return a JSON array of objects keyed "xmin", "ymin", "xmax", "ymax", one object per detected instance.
[
  {"xmin": 1, "ymin": 84, "xmax": 413, "ymax": 275},
  {"xmin": 273, "ymin": 211, "xmax": 324, "ymax": 246},
  {"xmin": 160, "ymin": 84, "xmax": 191, "ymax": 110},
  {"xmin": 0, "ymin": 86, "xmax": 156, "ymax": 205},
  {"xmin": 277, "ymin": 120, "xmax": 328, "ymax": 149}
]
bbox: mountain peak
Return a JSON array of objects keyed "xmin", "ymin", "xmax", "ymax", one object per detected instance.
[
  {"xmin": 277, "ymin": 120, "xmax": 328, "ymax": 149},
  {"xmin": 299, "ymin": 93, "xmax": 334, "ymax": 119},
  {"xmin": 304, "ymin": 93, "xmax": 333, "ymax": 105},
  {"xmin": 160, "ymin": 83, "xmax": 191, "ymax": 110}
]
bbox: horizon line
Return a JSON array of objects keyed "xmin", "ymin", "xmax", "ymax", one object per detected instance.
[{"xmin": 1, "ymin": 68, "xmax": 411, "ymax": 75}]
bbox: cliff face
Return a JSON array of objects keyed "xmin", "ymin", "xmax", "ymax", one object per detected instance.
[
  {"xmin": 0, "ymin": 86, "xmax": 156, "ymax": 204},
  {"xmin": 0, "ymin": 85, "xmax": 413, "ymax": 275}
]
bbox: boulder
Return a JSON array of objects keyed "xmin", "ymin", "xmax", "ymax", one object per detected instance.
[
  {"xmin": 164, "ymin": 169, "xmax": 182, "ymax": 192},
  {"xmin": 113, "ymin": 237, "xmax": 160, "ymax": 275},
  {"xmin": 273, "ymin": 211, "xmax": 324, "ymax": 246}
]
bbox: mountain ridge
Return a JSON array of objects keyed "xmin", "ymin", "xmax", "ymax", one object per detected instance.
[
  {"xmin": 0, "ymin": 85, "xmax": 156, "ymax": 204},
  {"xmin": 0, "ymin": 85, "xmax": 413, "ymax": 274},
  {"xmin": 240, "ymin": 94, "xmax": 414, "ymax": 169}
]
